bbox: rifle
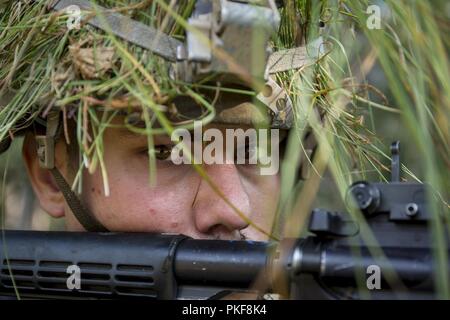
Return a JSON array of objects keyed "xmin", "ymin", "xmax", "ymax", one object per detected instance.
[{"xmin": 0, "ymin": 142, "xmax": 448, "ymax": 300}]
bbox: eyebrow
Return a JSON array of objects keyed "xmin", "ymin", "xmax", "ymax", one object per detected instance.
[
  {"xmin": 115, "ymin": 126, "xmax": 148, "ymax": 141},
  {"xmin": 115, "ymin": 126, "xmax": 175, "ymax": 145},
  {"xmin": 114, "ymin": 121, "xmax": 286, "ymax": 142}
]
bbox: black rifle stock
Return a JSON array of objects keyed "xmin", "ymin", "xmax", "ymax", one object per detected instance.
[{"xmin": 0, "ymin": 142, "xmax": 447, "ymax": 299}]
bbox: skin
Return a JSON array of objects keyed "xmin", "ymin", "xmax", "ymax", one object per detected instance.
[{"xmin": 22, "ymin": 120, "xmax": 281, "ymax": 241}]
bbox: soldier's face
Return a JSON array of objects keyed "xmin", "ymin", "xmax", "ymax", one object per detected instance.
[{"xmin": 24, "ymin": 121, "xmax": 282, "ymax": 241}]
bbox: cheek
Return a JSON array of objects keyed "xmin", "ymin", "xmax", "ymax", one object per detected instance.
[
  {"xmin": 81, "ymin": 165, "xmax": 199, "ymax": 232},
  {"xmin": 240, "ymin": 176, "xmax": 280, "ymax": 241},
  {"xmin": 244, "ymin": 174, "xmax": 281, "ymax": 227}
]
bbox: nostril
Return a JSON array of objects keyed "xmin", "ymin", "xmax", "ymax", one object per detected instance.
[{"xmin": 203, "ymin": 224, "xmax": 247, "ymax": 240}]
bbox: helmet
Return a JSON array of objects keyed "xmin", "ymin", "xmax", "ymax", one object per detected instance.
[{"xmin": 0, "ymin": 0, "xmax": 322, "ymax": 232}]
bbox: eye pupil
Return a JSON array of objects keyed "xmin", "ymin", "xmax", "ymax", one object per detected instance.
[{"xmin": 155, "ymin": 145, "xmax": 171, "ymax": 160}]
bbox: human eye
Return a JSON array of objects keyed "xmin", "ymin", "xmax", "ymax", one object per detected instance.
[
  {"xmin": 154, "ymin": 144, "xmax": 174, "ymax": 161},
  {"xmin": 139, "ymin": 144, "xmax": 174, "ymax": 162}
]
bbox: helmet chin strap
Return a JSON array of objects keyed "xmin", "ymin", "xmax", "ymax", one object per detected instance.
[
  {"xmin": 35, "ymin": 110, "xmax": 108, "ymax": 232},
  {"xmin": 48, "ymin": 167, "xmax": 108, "ymax": 232}
]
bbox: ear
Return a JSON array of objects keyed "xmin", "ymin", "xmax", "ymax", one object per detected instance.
[{"xmin": 22, "ymin": 132, "xmax": 66, "ymax": 218}]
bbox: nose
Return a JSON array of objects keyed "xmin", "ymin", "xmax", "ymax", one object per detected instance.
[{"xmin": 192, "ymin": 164, "xmax": 251, "ymax": 238}]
